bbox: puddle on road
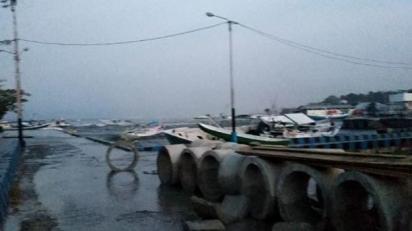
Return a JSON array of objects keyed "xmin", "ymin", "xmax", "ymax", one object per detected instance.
[{"xmin": 4, "ymin": 130, "xmax": 195, "ymax": 231}]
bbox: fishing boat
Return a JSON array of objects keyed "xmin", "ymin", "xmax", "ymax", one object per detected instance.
[
  {"xmin": 49, "ymin": 119, "xmax": 72, "ymax": 128},
  {"xmin": 308, "ymin": 113, "xmax": 349, "ymax": 121},
  {"xmin": 121, "ymin": 125, "xmax": 163, "ymax": 140},
  {"xmin": 198, "ymin": 123, "xmax": 289, "ymax": 146},
  {"xmin": 2, "ymin": 121, "xmax": 49, "ymax": 131},
  {"xmin": 163, "ymin": 127, "xmax": 217, "ymax": 144},
  {"xmin": 100, "ymin": 119, "xmax": 133, "ymax": 126}
]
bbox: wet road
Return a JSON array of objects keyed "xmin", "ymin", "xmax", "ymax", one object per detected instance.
[{"xmin": 4, "ymin": 129, "xmax": 195, "ymax": 231}]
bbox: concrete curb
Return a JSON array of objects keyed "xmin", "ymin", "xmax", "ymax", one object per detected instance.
[{"xmin": 0, "ymin": 140, "xmax": 23, "ymax": 225}]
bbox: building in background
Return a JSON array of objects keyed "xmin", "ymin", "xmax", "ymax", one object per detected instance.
[
  {"xmin": 389, "ymin": 92, "xmax": 412, "ymax": 111},
  {"xmin": 296, "ymin": 104, "xmax": 354, "ymax": 120}
]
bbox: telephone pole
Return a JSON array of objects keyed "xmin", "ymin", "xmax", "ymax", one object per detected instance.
[
  {"xmin": 11, "ymin": 0, "xmax": 25, "ymax": 146},
  {"xmin": 206, "ymin": 12, "xmax": 238, "ymax": 142}
]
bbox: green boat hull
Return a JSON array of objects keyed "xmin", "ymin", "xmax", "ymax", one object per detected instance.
[{"xmin": 198, "ymin": 123, "xmax": 289, "ymax": 146}]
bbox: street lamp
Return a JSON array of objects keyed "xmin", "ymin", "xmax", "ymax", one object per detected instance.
[{"xmin": 206, "ymin": 12, "xmax": 238, "ymax": 143}]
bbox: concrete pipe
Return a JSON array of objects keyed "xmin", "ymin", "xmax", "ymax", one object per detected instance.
[
  {"xmin": 399, "ymin": 203, "xmax": 412, "ymax": 231},
  {"xmin": 156, "ymin": 144, "xmax": 186, "ymax": 186},
  {"xmin": 215, "ymin": 194, "xmax": 250, "ymax": 224},
  {"xmin": 272, "ymin": 222, "xmax": 315, "ymax": 231},
  {"xmin": 218, "ymin": 152, "xmax": 247, "ymax": 195},
  {"xmin": 240, "ymin": 156, "xmax": 283, "ymax": 220},
  {"xmin": 276, "ymin": 162, "xmax": 342, "ymax": 227},
  {"xmin": 198, "ymin": 149, "xmax": 235, "ymax": 201},
  {"xmin": 333, "ymin": 171, "xmax": 409, "ymax": 231},
  {"xmin": 399, "ymin": 180, "xmax": 412, "ymax": 231},
  {"xmin": 191, "ymin": 196, "xmax": 218, "ymax": 219},
  {"xmin": 189, "ymin": 140, "xmax": 222, "ymax": 148},
  {"xmin": 215, "ymin": 142, "xmax": 248, "ymax": 151},
  {"xmin": 178, "ymin": 146, "xmax": 212, "ymax": 194}
]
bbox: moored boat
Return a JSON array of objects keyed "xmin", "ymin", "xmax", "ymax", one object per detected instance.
[
  {"xmin": 198, "ymin": 123, "xmax": 289, "ymax": 146},
  {"xmin": 121, "ymin": 125, "xmax": 163, "ymax": 140},
  {"xmin": 3, "ymin": 123, "xmax": 49, "ymax": 131},
  {"xmin": 163, "ymin": 127, "xmax": 216, "ymax": 144}
]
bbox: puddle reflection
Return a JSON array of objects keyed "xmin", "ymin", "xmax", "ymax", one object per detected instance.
[{"xmin": 106, "ymin": 170, "xmax": 139, "ymax": 201}]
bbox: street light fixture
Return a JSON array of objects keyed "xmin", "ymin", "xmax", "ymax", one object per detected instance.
[{"xmin": 206, "ymin": 12, "xmax": 238, "ymax": 143}]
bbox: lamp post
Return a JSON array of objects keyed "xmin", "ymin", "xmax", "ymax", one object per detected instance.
[{"xmin": 206, "ymin": 12, "xmax": 238, "ymax": 143}]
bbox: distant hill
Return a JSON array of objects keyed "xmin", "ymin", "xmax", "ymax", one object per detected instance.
[{"xmin": 318, "ymin": 89, "xmax": 412, "ymax": 106}]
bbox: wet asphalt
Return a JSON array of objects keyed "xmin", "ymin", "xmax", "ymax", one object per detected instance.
[{"xmin": 3, "ymin": 129, "xmax": 196, "ymax": 231}]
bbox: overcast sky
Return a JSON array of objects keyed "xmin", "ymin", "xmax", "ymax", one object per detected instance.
[{"xmin": 1, "ymin": 0, "xmax": 411, "ymax": 120}]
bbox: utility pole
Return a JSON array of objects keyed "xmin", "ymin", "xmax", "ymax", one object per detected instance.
[
  {"xmin": 11, "ymin": 0, "xmax": 24, "ymax": 146},
  {"xmin": 206, "ymin": 12, "xmax": 238, "ymax": 143},
  {"xmin": 227, "ymin": 20, "xmax": 237, "ymax": 143}
]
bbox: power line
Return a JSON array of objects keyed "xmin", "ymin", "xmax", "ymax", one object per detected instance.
[
  {"xmin": 15, "ymin": 19, "xmax": 412, "ymax": 69},
  {"xmin": 237, "ymin": 23, "xmax": 412, "ymax": 69},
  {"xmin": 19, "ymin": 22, "xmax": 226, "ymax": 46}
]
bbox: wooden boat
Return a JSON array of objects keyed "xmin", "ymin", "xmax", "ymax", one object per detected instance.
[
  {"xmin": 163, "ymin": 127, "xmax": 216, "ymax": 144},
  {"xmin": 121, "ymin": 125, "xmax": 163, "ymax": 140},
  {"xmin": 3, "ymin": 123, "xmax": 49, "ymax": 131},
  {"xmin": 198, "ymin": 123, "xmax": 289, "ymax": 146}
]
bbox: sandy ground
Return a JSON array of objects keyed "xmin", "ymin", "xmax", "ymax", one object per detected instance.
[{"xmin": 2, "ymin": 130, "xmax": 196, "ymax": 231}]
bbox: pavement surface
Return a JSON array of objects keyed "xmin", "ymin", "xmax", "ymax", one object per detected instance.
[{"xmin": 2, "ymin": 129, "xmax": 196, "ymax": 231}]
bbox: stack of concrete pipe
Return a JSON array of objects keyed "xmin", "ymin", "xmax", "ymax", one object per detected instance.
[
  {"xmin": 156, "ymin": 143, "xmax": 411, "ymax": 231},
  {"xmin": 332, "ymin": 171, "xmax": 410, "ymax": 231}
]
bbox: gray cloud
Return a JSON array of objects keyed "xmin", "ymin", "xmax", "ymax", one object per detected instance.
[{"xmin": 1, "ymin": 0, "xmax": 411, "ymax": 120}]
